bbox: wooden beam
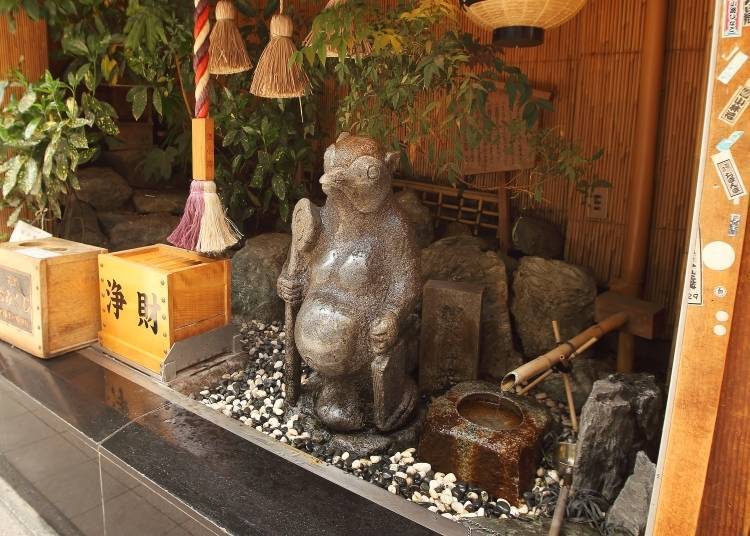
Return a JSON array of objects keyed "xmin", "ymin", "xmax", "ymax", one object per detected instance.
[
  {"xmin": 696, "ymin": 177, "xmax": 750, "ymax": 535},
  {"xmin": 650, "ymin": 1, "xmax": 750, "ymax": 532}
]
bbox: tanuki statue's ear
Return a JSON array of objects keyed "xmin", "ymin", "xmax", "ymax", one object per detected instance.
[
  {"xmin": 385, "ymin": 151, "xmax": 399, "ymax": 175},
  {"xmin": 336, "ymin": 132, "xmax": 351, "ymax": 142}
]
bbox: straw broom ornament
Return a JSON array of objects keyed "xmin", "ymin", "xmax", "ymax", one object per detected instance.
[
  {"xmin": 209, "ymin": 0, "xmax": 252, "ymax": 75},
  {"xmin": 250, "ymin": 0, "xmax": 309, "ymax": 98},
  {"xmin": 168, "ymin": 0, "xmax": 241, "ymax": 254}
]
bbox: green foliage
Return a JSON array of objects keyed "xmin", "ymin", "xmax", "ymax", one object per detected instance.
[
  {"xmin": 213, "ymin": 76, "xmax": 318, "ymax": 226},
  {"xmin": 0, "ymin": 70, "xmax": 118, "ymax": 226},
  {"xmin": 507, "ymin": 127, "xmax": 608, "ymax": 203},
  {"xmin": 302, "ymin": 0, "xmax": 603, "ymax": 199}
]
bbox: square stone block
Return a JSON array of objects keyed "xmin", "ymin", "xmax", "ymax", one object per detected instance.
[{"xmin": 419, "ymin": 280, "xmax": 483, "ymax": 394}]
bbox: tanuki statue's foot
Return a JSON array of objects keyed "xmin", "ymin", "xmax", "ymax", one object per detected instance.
[
  {"xmin": 315, "ymin": 378, "xmax": 366, "ymax": 432},
  {"xmin": 375, "ymin": 376, "xmax": 417, "ymax": 432}
]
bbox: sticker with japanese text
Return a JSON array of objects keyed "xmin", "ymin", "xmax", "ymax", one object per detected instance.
[
  {"xmin": 745, "ymin": 0, "xmax": 750, "ymax": 26},
  {"xmin": 729, "ymin": 213, "xmax": 742, "ymax": 236},
  {"xmin": 724, "ymin": 0, "xmax": 743, "ymax": 37},
  {"xmin": 687, "ymin": 230, "xmax": 703, "ymax": 306},
  {"xmin": 719, "ymin": 83, "xmax": 750, "ymax": 125},
  {"xmin": 712, "ymin": 150, "xmax": 748, "ymax": 200}
]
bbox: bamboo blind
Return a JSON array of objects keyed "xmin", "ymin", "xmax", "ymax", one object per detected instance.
[
  {"xmin": 0, "ymin": 11, "xmax": 48, "ymax": 239},
  {"xmin": 288, "ymin": 0, "xmax": 711, "ymax": 328}
]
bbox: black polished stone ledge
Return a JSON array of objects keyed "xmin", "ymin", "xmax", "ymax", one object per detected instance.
[{"xmin": 0, "ymin": 343, "xmax": 462, "ymax": 536}]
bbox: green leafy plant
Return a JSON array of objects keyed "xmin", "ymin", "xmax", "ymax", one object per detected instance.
[
  {"xmin": 301, "ymin": 0, "xmax": 549, "ymax": 182},
  {"xmin": 302, "ymin": 0, "xmax": 603, "ymax": 199},
  {"xmin": 0, "ymin": 70, "xmax": 118, "ymax": 227},
  {"xmin": 506, "ymin": 127, "xmax": 608, "ymax": 202}
]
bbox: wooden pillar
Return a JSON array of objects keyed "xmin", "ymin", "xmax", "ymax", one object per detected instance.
[
  {"xmin": 497, "ymin": 174, "xmax": 512, "ymax": 252},
  {"xmin": 649, "ymin": 1, "xmax": 750, "ymax": 532},
  {"xmin": 695, "ymin": 190, "xmax": 750, "ymax": 535}
]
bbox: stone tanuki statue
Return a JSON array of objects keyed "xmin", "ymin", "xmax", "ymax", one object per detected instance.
[{"xmin": 277, "ymin": 133, "xmax": 420, "ymax": 433}]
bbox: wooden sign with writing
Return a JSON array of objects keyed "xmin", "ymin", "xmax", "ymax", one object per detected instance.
[{"xmin": 0, "ymin": 266, "xmax": 32, "ymax": 333}]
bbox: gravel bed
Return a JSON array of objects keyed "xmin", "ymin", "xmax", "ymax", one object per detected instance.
[{"xmin": 194, "ymin": 320, "xmax": 576, "ymax": 526}]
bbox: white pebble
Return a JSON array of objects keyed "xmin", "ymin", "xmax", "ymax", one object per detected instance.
[
  {"xmin": 412, "ymin": 462, "xmax": 431, "ymax": 475},
  {"xmin": 370, "ymin": 456, "xmax": 381, "ymax": 464},
  {"xmin": 342, "ymin": 452, "xmax": 350, "ymax": 461},
  {"xmin": 274, "ymin": 360, "xmax": 283, "ymax": 369},
  {"xmin": 444, "ymin": 473, "xmax": 457, "ymax": 484},
  {"xmin": 273, "ymin": 407, "xmax": 284, "ymax": 416},
  {"xmin": 388, "ymin": 484, "xmax": 397, "ymax": 494},
  {"xmin": 451, "ymin": 501, "xmax": 465, "ymax": 514}
]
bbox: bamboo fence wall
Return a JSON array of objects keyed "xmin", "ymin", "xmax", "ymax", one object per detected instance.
[
  {"xmin": 0, "ymin": 11, "xmax": 48, "ymax": 239},
  {"xmin": 290, "ymin": 0, "xmax": 711, "ymax": 328}
]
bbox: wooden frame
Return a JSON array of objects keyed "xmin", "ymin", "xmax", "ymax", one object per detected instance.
[{"xmin": 648, "ymin": 1, "xmax": 750, "ymax": 532}]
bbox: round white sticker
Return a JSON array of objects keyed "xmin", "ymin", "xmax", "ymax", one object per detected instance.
[{"xmin": 703, "ymin": 241, "xmax": 736, "ymax": 271}]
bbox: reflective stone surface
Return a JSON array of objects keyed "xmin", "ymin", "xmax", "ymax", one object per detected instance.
[{"xmin": 0, "ymin": 343, "xmax": 453, "ymax": 535}]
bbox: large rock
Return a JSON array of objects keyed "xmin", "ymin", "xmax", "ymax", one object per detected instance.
[
  {"xmin": 394, "ymin": 189, "xmax": 433, "ymax": 248},
  {"xmin": 100, "ymin": 149, "xmax": 150, "ymax": 189},
  {"xmin": 232, "ymin": 233, "xmax": 291, "ymax": 323},
  {"xmin": 75, "ymin": 167, "xmax": 133, "ymax": 211},
  {"xmin": 512, "ymin": 216, "xmax": 564, "ymax": 259},
  {"xmin": 511, "ymin": 256, "xmax": 596, "ymax": 357},
  {"xmin": 106, "ymin": 212, "xmax": 180, "ymax": 251},
  {"xmin": 132, "ymin": 189, "xmax": 187, "ymax": 214},
  {"xmin": 422, "ymin": 236, "xmax": 520, "ymax": 378},
  {"xmin": 606, "ymin": 451, "xmax": 656, "ymax": 536},
  {"xmin": 573, "ymin": 374, "xmax": 663, "ymax": 501},
  {"xmin": 61, "ymin": 200, "xmax": 109, "ymax": 249}
]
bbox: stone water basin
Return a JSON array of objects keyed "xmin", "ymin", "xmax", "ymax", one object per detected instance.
[{"xmin": 418, "ymin": 381, "xmax": 551, "ymax": 504}]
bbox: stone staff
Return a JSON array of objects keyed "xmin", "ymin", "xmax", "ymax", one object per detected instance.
[{"xmin": 280, "ymin": 199, "xmax": 320, "ymax": 405}]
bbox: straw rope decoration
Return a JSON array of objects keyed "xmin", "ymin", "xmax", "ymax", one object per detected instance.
[
  {"xmin": 209, "ymin": 0, "xmax": 252, "ymax": 75},
  {"xmin": 168, "ymin": 0, "xmax": 241, "ymax": 254},
  {"xmin": 250, "ymin": 0, "xmax": 309, "ymax": 99}
]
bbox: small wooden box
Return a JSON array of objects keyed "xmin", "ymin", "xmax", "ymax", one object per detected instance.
[
  {"xmin": 0, "ymin": 238, "xmax": 106, "ymax": 358},
  {"xmin": 97, "ymin": 244, "xmax": 231, "ymax": 375}
]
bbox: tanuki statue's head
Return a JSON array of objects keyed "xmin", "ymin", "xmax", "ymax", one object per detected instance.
[{"xmin": 320, "ymin": 133, "xmax": 399, "ymax": 214}]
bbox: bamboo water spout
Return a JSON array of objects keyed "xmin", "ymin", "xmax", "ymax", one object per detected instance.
[{"xmin": 501, "ymin": 312, "xmax": 629, "ymax": 392}]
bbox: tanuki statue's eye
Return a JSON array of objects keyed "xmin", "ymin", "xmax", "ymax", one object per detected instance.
[{"xmin": 367, "ymin": 165, "xmax": 380, "ymax": 180}]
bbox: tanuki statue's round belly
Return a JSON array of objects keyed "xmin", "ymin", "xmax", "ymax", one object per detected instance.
[{"xmin": 295, "ymin": 296, "xmax": 369, "ymax": 377}]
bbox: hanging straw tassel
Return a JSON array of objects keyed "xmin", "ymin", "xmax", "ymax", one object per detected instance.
[
  {"xmin": 250, "ymin": 1, "xmax": 309, "ymax": 98},
  {"xmin": 197, "ymin": 181, "xmax": 242, "ymax": 253},
  {"xmin": 303, "ymin": 0, "xmax": 372, "ymax": 59},
  {"xmin": 209, "ymin": 0, "xmax": 252, "ymax": 74}
]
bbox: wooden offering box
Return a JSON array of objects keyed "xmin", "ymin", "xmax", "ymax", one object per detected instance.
[
  {"xmin": 98, "ymin": 244, "xmax": 230, "ymax": 376},
  {"xmin": 0, "ymin": 238, "xmax": 106, "ymax": 358}
]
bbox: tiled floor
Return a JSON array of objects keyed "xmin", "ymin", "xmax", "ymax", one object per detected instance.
[
  {"xmin": 0, "ymin": 345, "xmax": 456, "ymax": 536},
  {"xmin": 0, "ymin": 378, "xmax": 218, "ymax": 536}
]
